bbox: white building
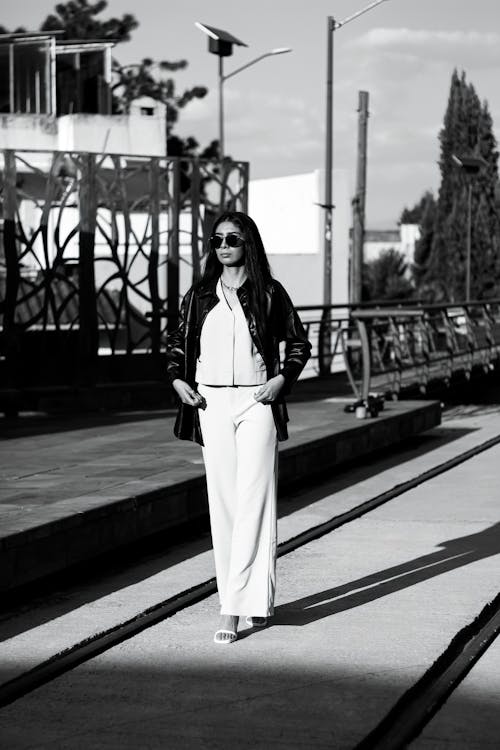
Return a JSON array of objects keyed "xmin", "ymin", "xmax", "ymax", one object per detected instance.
[
  {"xmin": 362, "ymin": 224, "xmax": 420, "ymax": 275},
  {"xmin": 248, "ymin": 169, "xmax": 351, "ymax": 307},
  {"xmin": 0, "ymin": 31, "xmax": 166, "ymax": 159}
]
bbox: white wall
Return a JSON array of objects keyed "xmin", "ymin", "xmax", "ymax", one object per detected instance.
[
  {"xmin": 400, "ymin": 223, "xmax": 420, "ymax": 266},
  {"xmin": 57, "ymin": 113, "xmax": 166, "ymax": 156},
  {"xmin": 0, "ymin": 112, "xmax": 166, "ymax": 158},
  {"xmin": 249, "ymin": 169, "xmax": 350, "ymax": 307}
]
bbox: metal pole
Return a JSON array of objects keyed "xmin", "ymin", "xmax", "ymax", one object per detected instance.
[
  {"xmin": 319, "ymin": 16, "xmax": 335, "ymax": 375},
  {"xmin": 218, "ymin": 56, "xmax": 224, "ymax": 161},
  {"xmin": 323, "ymin": 16, "xmax": 335, "ymax": 308},
  {"xmin": 466, "ymin": 181, "xmax": 472, "ymax": 303}
]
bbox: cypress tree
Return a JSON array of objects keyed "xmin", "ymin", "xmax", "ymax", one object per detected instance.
[
  {"xmin": 424, "ymin": 70, "xmax": 500, "ymax": 300},
  {"xmin": 411, "ymin": 191, "xmax": 437, "ymax": 285}
]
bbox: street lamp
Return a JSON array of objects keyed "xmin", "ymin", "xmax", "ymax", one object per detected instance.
[
  {"xmin": 322, "ymin": 0, "xmax": 390, "ymax": 311},
  {"xmin": 451, "ymin": 153, "xmax": 487, "ymax": 302},
  {"xmin": 195, "ymin": 22, "xmax": 292, "ymax": 160}
]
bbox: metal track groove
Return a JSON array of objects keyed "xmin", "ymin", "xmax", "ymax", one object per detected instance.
[
  {"xmin": 355, "ymin": 593, "xmax": 500, "ymax": 749},
  {"xmin": 1, "ymin": 431, "xmax": 500, "ymax": 712}
]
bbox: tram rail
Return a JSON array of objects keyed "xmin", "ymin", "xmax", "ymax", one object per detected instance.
[{"xmin": 1, "ymin": 428, "xmax": 500, "ymax": 750}]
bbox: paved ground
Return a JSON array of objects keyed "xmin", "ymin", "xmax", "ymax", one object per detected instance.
[
  {"xmin": 0, "ymin": 406, "xmax": 499, "ymax": 748},
  {"xmin": 0, "ymin": 390, "xmax": 440, "ymax": 593}
]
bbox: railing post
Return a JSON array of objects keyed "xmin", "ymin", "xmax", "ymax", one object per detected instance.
[
  {"xmin": 78, "ymin": 152, "xmax": 98, "ymax": 385},
  {"xmin": 240, "ymin": 162, "xmax": 249, "ymax": 213},
  {"xmin": 167, "ymin": 160, "xmax": 181, "ymax": 333},
  {"xmin": 190, "ymin": 160, "xmax": 201, "ymax": 283},
  {"xmin": 354, "ymin": 314, "xmax": 371, "ymax": 403},
  {"xmin": 2, "ymin": 150, "xmax": 20, "ymax": 397},
  {"xmin": 148, "ymin": 157, "xmax": 161, "ymax": 357},
  {"xmin": 318, "ymin": 307, "xmax": 332, "ymax": 375}
]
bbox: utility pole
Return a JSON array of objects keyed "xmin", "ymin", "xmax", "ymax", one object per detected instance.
[
  {"xmin": 323, "ymin": 16, "xmax": 335, "ymax": 311},
  {"xmin": 351, "ymin": 90, "xmax": 369, "ymax": 304}
]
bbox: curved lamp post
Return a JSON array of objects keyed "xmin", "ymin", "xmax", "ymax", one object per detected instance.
[
  {"xmin": 322, "ymin": 0, "xmax": 390, "ymax": 310},
  {"xmin": 195, "ymin": 22, "xmax": 292, "ymax": 160}
]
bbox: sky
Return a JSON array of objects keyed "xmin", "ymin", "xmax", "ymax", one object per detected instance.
[{"xmin": 3, "ymin": 0, "xmax": 500, "ymax": 227}]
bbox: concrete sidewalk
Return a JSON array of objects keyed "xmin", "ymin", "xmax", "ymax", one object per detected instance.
[
  {"xmin": 0, "ymin": 397, "xmax": 440, "ymax": 594},
  {"xmin": 0, "ymin": 409, "xmax": 499, "ymax": 748}
]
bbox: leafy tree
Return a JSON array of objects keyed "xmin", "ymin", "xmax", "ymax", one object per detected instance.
[
  {"xmin": 40, "ymin": 0, "xmax": 138, "ymax": 42},
  {"xmin": 400, "ymin": 190, "xmax": 435, "ymax": 225},
  {"xmin": 424, "ymin": 70, "xmax": 500, "ymax": 300},
  {"xmin": 362, "ymin": 248, "xmax": 416, "ymax": 302},
  {"xmin": 0, "ymin": 24, "xmax": 25, "ymax": 33}
]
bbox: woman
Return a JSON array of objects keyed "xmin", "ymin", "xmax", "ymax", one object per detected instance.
[{"xmin": 166, "ymin": 211, "xmax": 311, "ymax": 644}]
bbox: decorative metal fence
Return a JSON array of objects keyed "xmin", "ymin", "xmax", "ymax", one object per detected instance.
[{"xmin": 0, "ymin": 149, "xmax": 248, "ymax": 394}]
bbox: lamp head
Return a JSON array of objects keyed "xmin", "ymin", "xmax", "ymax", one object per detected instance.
[
  {"xmin": 195, "ymin": 22, "xmax": 248, "ymax": 57},
  {"xmin": 452, "ymin": 153, "xmax": 488, "ymax": 175}
]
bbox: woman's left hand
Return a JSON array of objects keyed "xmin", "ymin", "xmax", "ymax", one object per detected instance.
[{"xmin": 254, "ymin": 374, "xmax": 285, "ymax": 404}]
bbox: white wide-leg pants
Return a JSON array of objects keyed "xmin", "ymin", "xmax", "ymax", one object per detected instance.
[{"xmin": 197, "ymin": 384, "xmax": 278, "ymax": 617}]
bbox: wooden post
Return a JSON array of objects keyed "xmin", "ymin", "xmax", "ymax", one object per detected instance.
[
  {"xmin": 351, "ymin": 91, "xmax": 369, "ymax": 304},
  {"xmin": 78, "ymin": 153, "xmax": 99, "ymax": 385}
]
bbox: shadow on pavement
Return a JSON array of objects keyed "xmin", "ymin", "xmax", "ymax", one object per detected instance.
[
  {"xmin": 0, "ymin": 659, "xmax": 498, "ymax": 749},
  {"xmin": 275, "ymin": 522, "xmax": 500, "ymax": 626}
]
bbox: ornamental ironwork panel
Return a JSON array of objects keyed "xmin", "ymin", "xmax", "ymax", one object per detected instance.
[{"xmin": 0, "ymin": 149, "xmax": 249, "ymax": 390}]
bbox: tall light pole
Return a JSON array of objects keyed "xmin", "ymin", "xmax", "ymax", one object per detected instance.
[
  {"xmin": 323, "ymin": 0, "xmax": 389, "ymax": 311},
  {"xmin": 451, "ymin": 153, "xmax": 487, "ymax": 302},
  {"xmin": 195, "ymin": 23, "xmax": 292, "ymax": 160}
]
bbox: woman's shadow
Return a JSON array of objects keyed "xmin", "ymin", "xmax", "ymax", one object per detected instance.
[{"xmin": 274, "ymin": 521, "xmax": 500, "ymax": 625}]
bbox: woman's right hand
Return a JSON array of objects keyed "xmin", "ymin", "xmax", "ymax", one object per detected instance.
[{"xmin": 172, "ymin": 379, "xmax": 205, "ymax": 408}]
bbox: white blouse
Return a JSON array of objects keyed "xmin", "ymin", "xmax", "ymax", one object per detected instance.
[{"xmin": 195, "ymin": 279, "xmax": 267, "ymax": 386}]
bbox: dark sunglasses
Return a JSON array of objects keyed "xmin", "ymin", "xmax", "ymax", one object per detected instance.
[{"xmin": 209, "ymin": 233, "xmax": 245, "ymax": 250}]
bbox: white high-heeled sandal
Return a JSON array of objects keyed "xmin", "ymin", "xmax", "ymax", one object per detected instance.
[{"xmin": 214, "ymin": 629, "xmax": 237, "ymax": 644}]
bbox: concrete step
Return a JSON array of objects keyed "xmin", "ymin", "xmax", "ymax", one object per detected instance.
[{"xmin": 0, "ymin": 399, "xmax": 440, "ymax": 594}]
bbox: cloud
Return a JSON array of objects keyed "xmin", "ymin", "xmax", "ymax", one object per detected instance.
[
  {"xmin": 177, "ymin": 86, "xmax": 324, "ymax": 169},
  {"xmin": 352, "ymin": 27, "xmax": 500, "ymax": 67}
]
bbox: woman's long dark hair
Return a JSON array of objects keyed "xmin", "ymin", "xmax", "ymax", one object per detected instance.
[{"xmin": 199, "ymin": 211, "xmax": 273, "ymax": 328}]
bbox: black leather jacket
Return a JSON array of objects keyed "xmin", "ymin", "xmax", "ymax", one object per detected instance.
[{"xmin": 166, "ymin": 276, "xmax": 311, "ymax": 445}]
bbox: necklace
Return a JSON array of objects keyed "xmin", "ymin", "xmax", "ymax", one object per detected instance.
[{"xmin": 221, "ymin": 278, "xmax": 245, "ymax": 293}]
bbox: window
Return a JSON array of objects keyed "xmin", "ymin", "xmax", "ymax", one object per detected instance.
[
  {"xmin": 0, "ymin": 38, "xmax": 52, "ymax": 114},
  {"xmin": 56, "ymin": 48, "xmax": 111, "ymax": 115}
]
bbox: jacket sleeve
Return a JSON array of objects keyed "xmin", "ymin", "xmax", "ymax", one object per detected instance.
[
  {"xmin": 166, "ymin": 288, "xmax": 192, "ymax": 386},
  {"xmin": 275, "ymin": 281, "xmax": 312, "ymax": 393}
]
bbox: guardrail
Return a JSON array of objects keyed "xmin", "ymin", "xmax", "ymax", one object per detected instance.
[{"xmin": 296, "ymin": 299, "xmax": 500, "ymax": 406}]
